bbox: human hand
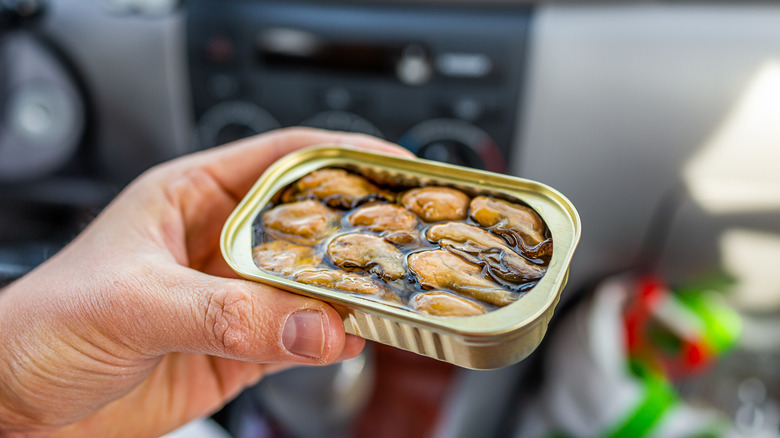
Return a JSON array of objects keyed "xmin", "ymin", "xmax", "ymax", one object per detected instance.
[{"xmin": 0, "ymin": 128, "xmax": 414, "ymax": 437}]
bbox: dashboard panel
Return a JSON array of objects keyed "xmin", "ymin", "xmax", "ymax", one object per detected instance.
[
  {"xmin": 3, "ymin": 1, "xmax": 780, "ymax": 436},
  {"xmin": 188, "ymin": 1, "xmax": 531, "ymax": 172}
]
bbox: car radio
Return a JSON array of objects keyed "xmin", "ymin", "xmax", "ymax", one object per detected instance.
[{"xmin": 187, "ymin": 1, "xmax": 531, "ymax": 172}]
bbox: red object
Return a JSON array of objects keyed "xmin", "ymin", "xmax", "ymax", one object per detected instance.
[
  {"xmin": 624, "ymin": 277, "xmax": 665, "ymax": 354},
  {"xmin": 682, "ymin": 342, "xmax": 711, "ymax": 371},
  {"xmin": 623, "ymin": 277, "xmax": 715, "ymax": 378},
  {"xmin": 206, "ymin": 36, "xmax": 235, "ymax": 63}
]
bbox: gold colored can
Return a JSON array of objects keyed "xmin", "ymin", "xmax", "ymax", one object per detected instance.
[{"xmin": 221, "ymin": 145, "xmax": 580, "ymax": 369}]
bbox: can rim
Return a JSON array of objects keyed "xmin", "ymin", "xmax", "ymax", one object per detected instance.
[{"xmin": 221, "ymin": 144, "xmax": 581, "ymax": 339}]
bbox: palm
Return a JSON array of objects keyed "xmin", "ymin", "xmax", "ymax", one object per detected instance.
[{"xmin": 0, "ymin": 129, "xmax": 407, "ymax": 436}]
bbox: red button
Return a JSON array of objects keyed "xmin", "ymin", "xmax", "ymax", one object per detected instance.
[{"xmin": 206, "ymin": 36, "xmax": 235, "ymax": 63}]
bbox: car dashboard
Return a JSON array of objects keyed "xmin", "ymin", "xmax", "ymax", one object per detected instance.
[{"xmin": 3, "ymin": 1, "xmax": 780, "ymax": 436}]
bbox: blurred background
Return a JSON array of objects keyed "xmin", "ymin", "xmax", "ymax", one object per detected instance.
[{"xmin": 2, "ymin": 0, "xmax": 780, "ymax": 436}]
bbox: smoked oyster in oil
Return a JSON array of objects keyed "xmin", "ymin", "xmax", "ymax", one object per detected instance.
[{"xmin": 252, "ymin": 167, "xmax": 551, "ymax": 317}]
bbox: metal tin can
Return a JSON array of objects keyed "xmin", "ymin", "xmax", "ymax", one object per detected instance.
[{"xmin": 221, "ymin": 145, "xmax": 581, "ymax": 369}]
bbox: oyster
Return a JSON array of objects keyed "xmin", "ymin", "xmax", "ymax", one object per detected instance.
[
  {"xmin": 281, "ymin": 168, "xmax": 394, "ymax": 209},
  {"xmin": 348, "ymin": 203, "xmax": 419, "ymax": 244},
  {"xmin": 295, "ymin": 270, "xmax": 386, "ymax": 296},
  {"xmin": 400, "ymin": 187, "xmax": 470, "ymax": 222},
  {"xmin": 470, "ymin": 196, "xmax": 551, "ymax": 257},
  {"xmin": 407, "ymin": 250, "xmax": 517, "ymax": 307},
  {"xmin": 262, "ymin": 200, "xmax": 340, "ymax": 245},
  {"xmin": 410, "ymin": 291, "xmax": 486, "ymax": 317},
  {"xmin": 426, "ymin": 222, "xmax": 546, "ymax": 284},
  {"xmin": 252, "ymin": 240, "xmax": 322, "ymax": 276},
  {"xmin": 326, "ymin": 233, "xmax": 406, "ymax": 280}
]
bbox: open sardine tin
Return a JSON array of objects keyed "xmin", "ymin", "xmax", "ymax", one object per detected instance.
[{"xmin": 221, "ymin": 146, "xmax": 581, "ymax": 369}]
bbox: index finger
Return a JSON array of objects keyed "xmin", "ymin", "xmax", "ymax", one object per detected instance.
[{"xmin": 181, "ymin": 127, "xmax": 416, "ymax": 202}]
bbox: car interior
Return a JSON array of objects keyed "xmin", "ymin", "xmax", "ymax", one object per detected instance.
[{"xmin": 2, "ymin": 0, "xmax": 780, "ymax": 437}]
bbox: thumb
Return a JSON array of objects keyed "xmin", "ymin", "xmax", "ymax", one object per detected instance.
[{"xmin": 130, "ymin": 265, "xmax": 357, "ymax": 365}]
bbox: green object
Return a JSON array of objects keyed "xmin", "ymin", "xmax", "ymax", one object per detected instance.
[
  {"xmin": 605, "ymin": 368, "xmax": 678, "ymax": 438},
  {"xmin": 675, "ymin": 289, "xmax": 741, "ymax": 355}
]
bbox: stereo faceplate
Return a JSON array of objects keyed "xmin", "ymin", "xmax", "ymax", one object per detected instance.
[{"xmin": 187, "ymin": 1, "xmax": 530, "ymax": 171}]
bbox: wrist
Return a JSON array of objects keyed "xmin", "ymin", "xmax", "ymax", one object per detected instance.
[
  {"xmin": 0, "ymin": 278, "xmax": 75, "ymax": 436},
  {"xmin": 0, "ymin": 283, "xmax": 36, "ymax": 436},
  {"xmin": 0, "ymin": 265, "xmax": 30, "ymax": 289}
]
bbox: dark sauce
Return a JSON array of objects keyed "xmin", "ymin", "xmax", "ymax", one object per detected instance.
[{"xmin": 251, "ymin": 167, "xmax": 551, "ymax": 316}]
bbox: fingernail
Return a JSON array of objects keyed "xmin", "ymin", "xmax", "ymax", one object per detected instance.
[{"xmin": 283, "ymin": 310, "xmax": 324, "ymax": 358}]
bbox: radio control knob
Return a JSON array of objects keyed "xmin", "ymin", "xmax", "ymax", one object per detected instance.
[
  {"xmin": 399, "ymin": 119, "xmax": 504, "ymax": 173},
  {"xmin": 0, "ymin": 33, "xmax": 84, "ymax": 182},
  {"xmin": 196, "ymin": 101, "xmax": 280, "ymax": 148},
  {"xmin": 396, "ymin": 45, "xmax": 432, "ymax": 86},
  {"xmin": 300, "ymin": 111, "xmax": 383, "ymax": 138},
  {"xmin": 418, "ymin": 140, "xmax": 483, "ymax": 169}
]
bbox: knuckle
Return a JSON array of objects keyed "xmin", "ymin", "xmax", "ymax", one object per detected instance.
[
  {"xmin": 276, "ymin": 126, "xmax": 310, "ymax": 136},
  {"xmin": 132, "ymin": 162, "xmax": 178, "ymax": 190},
  {"xmin": 202, "ymin": 285, "xmax": 257, "ymax": 357},
  {"xmin": 164, "ymin": 166, "xmax": 224, "ymax": 205}
]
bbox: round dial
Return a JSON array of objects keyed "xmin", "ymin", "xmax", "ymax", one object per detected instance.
[
  {"xmin": 300, "ymin": 111, "xmax": 383, "ymax": 138},
  {"xmin": 0, "ymin": 34, "xmax": 85, "ymax": 182},
  {"xmin": 197, "ymin": 101, "xmax": 280, "ymax": 148},
  {"xmin": 398, "ymin": 119, "xmax": 505, "ymax": 173}
]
